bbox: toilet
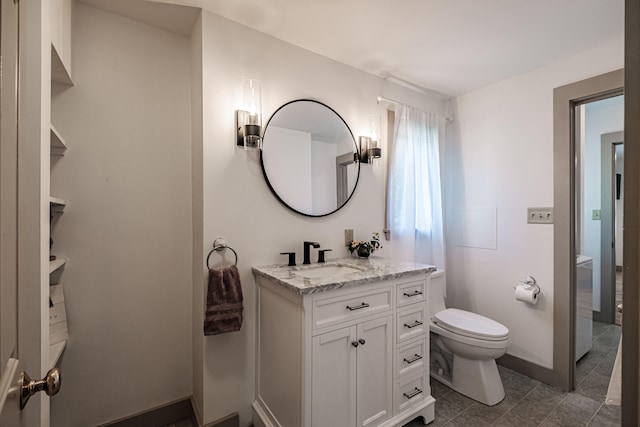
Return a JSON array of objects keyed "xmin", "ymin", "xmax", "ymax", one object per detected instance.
[{"xmin": 429, "ymin": 270, "xmax": 509, "ymax": 406}]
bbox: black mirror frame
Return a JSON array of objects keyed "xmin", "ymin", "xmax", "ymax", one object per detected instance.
[{"xmin": 260, "ymin": 99, "xmax": 361, "ymax": 217}]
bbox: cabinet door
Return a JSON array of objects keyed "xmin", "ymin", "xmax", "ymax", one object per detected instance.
[
  {"xmin": 356, "ymin": 316, "xmax": 393, "ymax": 427},
  {"xmin": 312, "ymin": 326, "xmax": 357, "ymax": 427}
]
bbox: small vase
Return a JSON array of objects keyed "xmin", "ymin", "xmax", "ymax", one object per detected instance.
[{"xmin": 357, "ymin": 247, "xmax": 371, "ymax": 258}]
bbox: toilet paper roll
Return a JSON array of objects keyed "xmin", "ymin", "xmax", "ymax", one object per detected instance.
[{"xmin": 515, "ymin": 285, "xmax": 539, "ymax": 304}]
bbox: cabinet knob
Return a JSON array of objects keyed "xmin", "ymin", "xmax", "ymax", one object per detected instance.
[
  {"xmin": 358, "ymin": 338, "xmax": 366, "ymax": 345},
  {"xmin": 351, "ymin": 341, "xmax": 359, "ymax": 347}
]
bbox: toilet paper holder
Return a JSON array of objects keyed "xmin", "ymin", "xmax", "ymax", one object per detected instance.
[{"xmin": 515, "ymin": 276, "xmax": 541, "ymax": 295}]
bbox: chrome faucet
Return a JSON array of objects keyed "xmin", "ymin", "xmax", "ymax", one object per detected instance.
[{"xmin": 303, "ymin": 241, "xmax": 320, "ymax": 265}]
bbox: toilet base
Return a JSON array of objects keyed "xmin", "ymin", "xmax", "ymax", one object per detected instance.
[{"xmin": 430, "ymin": 356, "xmax": 505, "ymax": 406}]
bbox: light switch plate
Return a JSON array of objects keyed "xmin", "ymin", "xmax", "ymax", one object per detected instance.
[
  {"xmin": 527, "ymin": 207, "xmax": 554, "ymax": 224},
  {"xmin": 592, "ymin": 209, "xmax": 601, "ymax": 220}
]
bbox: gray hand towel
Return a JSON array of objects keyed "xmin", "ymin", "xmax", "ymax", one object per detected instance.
[{"xmin": 204, "ymin": 265, "xmax": 243, "ymax": 335}]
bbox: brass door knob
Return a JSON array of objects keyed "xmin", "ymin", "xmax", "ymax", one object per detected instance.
[{"xmin": 20, "ymin": 368, "xmax": 61, "ymax": 409}]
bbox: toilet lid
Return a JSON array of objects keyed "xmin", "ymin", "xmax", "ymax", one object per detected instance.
[{"xmin": 433, "ymin": 308, "xmax": 508, "ymax": 340}]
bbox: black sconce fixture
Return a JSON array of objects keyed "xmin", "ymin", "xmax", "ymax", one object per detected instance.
[
  {"xmin": 236, "ymin": 79, "xmax": 262, "ymax": 150},
  {"xmin": 359, "ymin": 116, "xmax": 382, "ymax": 166}
]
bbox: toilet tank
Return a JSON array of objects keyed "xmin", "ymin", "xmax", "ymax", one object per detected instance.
[{"xmin": 429, "ymin": 269, "xmax": 447, "ymax": 315}]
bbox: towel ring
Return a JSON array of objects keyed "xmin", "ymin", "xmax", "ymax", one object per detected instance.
[{"xmin": 206, "ymin": 238, "xmax": 238, "ymax": 269}]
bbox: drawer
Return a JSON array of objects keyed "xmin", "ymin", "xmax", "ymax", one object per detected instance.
[
  {"xmin": 395, "ymin": 373, "xmax": 428, "ymax": 414},
  {"xmin": 397, "ymin": 280, "xmax": 426, "ymax": 308},
  {"xmin": 313, "ymin": 287, "xmax": 392, "ymax": 329},
  {"xmin": 397, "ymin": 338, "xmax": 427, "ymax": 379},
  {"xmin": 397, "ymin": 307, "xmax": 426, "ymax": 343}
]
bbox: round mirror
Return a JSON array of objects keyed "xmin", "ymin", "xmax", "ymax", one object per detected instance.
[{"xmin": 261, "ymin": 100, "xmax": 360, "ymax": 217}]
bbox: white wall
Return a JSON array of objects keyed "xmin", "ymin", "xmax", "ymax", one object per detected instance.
[
  {"xmin": 50, "ymin": 4, "xmax": 193, "ymax": 425},
  {"xmin": 583, "ymin": 97, "xmax": 624, "ymax": 310},
  {"xmin": 197, "ymin": 11, "xmax": 445, "ymax": 425},
  {"xmin": 446, "ymin": 39, "xmax": 623, "ymax": 368}
]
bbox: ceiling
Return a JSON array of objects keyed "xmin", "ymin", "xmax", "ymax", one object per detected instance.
[{"xmin": 79, "ymin": 0, "xmax": 625, "ymax": 97}]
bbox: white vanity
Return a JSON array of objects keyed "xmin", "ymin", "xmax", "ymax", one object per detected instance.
[{"xmin": 252, "ymin": 257, "xmax": 436, "ymax": 427}]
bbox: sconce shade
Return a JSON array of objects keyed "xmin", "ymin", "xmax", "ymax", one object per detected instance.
[
  {"xmin": 359, "ymin": 137, "xmax": 382, "ymax": 164},
  {"xmin": 236, "ymin": 79, "xmax": 262, "ymax": 150},
  {"xmin": 359, "ymin": 115, "xmax": 382, "ymax": 165}
]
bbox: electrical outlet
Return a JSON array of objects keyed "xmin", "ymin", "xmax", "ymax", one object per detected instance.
[
  {"xmin": 527, "ymin": 207, "xmax": 554, "ymax": 224},
  {"xmin": 345, "ymin": 229, "xmax": 354, "ymax": 246}
]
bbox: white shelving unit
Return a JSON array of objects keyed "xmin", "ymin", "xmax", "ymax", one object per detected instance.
[{"xmin": 49, "ymin": 38, "xmax": 72, "ymax": 371}]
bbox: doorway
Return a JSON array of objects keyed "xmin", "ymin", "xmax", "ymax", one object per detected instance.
[
  {"xmin": 552, "ymin": 69, "xmax": 623, "ymax": 392},
  {"xmin": 575, "ymin": 98, "xmax": 624, "ymax": 327}
]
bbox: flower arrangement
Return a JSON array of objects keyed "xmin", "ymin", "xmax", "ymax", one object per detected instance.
[{"xmin": 347, "ymin": 232, "xmax": 382, "ymax": 258}]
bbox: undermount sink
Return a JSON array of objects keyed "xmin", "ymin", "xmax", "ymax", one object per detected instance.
[{"xmin": 293, "ymin": 263, "xmax": 362, "ymax": 279}]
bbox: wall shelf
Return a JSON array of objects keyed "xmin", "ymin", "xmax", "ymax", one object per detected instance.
[
  {"xmin": 50, "ymin": 196, "xmax": 67, "ymax": 214},
  {"xmin": 49, "ymin": 257, "xmax": 67, "ymax": 274},
  {"xmin": 50, "ymin": 124, "xmax": 68, "ymax": 155},
  {"xmin": 51, "ymin": 44, "xmax": 73, "ymax": 86},
  {"xmin": 49, "ymin": 340, "xmax": 67, "ymax": 369}
]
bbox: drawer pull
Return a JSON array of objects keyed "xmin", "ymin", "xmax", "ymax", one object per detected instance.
[
  {"xmin": 404, "ymin": 320, "xmax": 423, "ymax": 329},
  {"xmin": 403, "ymin": 290, "xmax": 423, "ymax": 297},
  {"xmin": 403, "ymin": 387, "xmax": 423, "ymax": 399},
  {"xmin": 403, "ymin": 354, "xmax": 423, "ymax": 364},
  {"xmin": 346, "ymin": 302, "xmax": 370, "ymax": 311}
]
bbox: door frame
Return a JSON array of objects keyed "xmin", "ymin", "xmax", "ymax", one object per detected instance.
[
  {"xmin": 553, "ymin": 69, "xmax": 623, "ymax": 391},
  {"xmin": 597, "ymin": 131, "xmax": 623, "ymax": 324},
  {"xmin": 623, "ymin": 0, "xmax": 640, "ymax": 422}
]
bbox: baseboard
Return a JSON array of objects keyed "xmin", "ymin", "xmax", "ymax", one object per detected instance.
[
  {"xmin": 497, "ymin": 353, "xmax": 563, "ymax": 389},
  {"xmin": 98, "ymin": 397, "xmax": 238, "ymax": 427},
  {"xmin": 204, "ymin": 412, "xmax": 239, "ymax": 427},
  {"xmin": 99, "ymin": 397, "xmax": 194, "ymax": 427}
]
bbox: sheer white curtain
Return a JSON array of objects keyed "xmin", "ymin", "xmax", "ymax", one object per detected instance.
[{"xmin": 387, "ymin": 104, "xmax": 445, "ymax": 267}]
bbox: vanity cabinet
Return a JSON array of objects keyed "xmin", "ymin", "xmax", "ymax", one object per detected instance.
[
  {"xmin": 253, "ymin": 261, "xmax": 435, "ymax": 427},
  {"xmin": 312, "ymin": 315, "xmax": 393, "ymax": 427}
]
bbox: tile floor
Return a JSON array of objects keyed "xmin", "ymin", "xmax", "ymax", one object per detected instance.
[
  {"xmin": 404, "ymin": 320, "xmax": 621, "ymax": 426},
  {"xmin": 165, "ymin": 322, "xmax": 621, "ymax": 427}
]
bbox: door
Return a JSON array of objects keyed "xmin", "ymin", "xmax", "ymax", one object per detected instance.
[
  {"xmin": 356, "ymin": 316, "xmax": 392, "ymax": 427},
  {"xmin": 312, "ymin": 326, "xmax": 357, "ymax": 427},
  {"xmin": 1, "ymin": 0, "xmax": 51, "ymax": 423},
  {"xmin": 0, "ymin": 0, "xmax": 23, "ymax": 423}
]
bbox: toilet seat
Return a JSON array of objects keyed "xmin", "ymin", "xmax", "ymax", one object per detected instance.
[{"xmin": 433, "ymin": 308, "xmax": 508, "ymax": 341}]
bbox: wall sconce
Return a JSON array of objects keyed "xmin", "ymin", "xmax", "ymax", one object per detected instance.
[
  {"xmin": 236, "ymin": 79, "xmax": 262, "ymax": 150},
  {"xmin": 359, "ymin": 116, "xmax": 382, "ymax": 166}
]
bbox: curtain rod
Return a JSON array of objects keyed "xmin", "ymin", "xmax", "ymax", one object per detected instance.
[
  {"xmin": 378, "ymin": 95, "xmax": 453, "ymax": 123},
  {"xmin": 377, "ymin": 95, "xmax": 399, "ymax": 105}
]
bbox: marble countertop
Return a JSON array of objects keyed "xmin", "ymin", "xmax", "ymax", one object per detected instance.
[{"xmin": 252, "ymin": 256, "xmax": 436, "ymax": 295}]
